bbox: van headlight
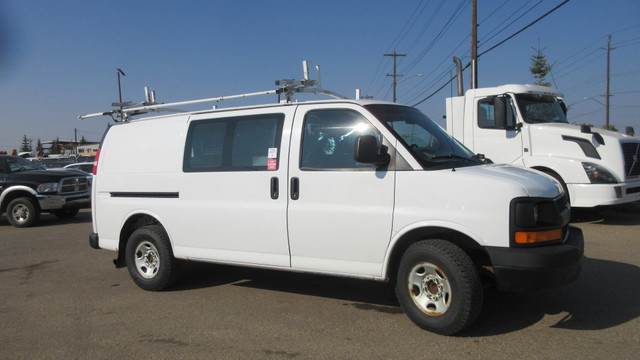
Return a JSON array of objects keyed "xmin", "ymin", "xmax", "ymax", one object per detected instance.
[
  {"xmin": 511, "ymin": 196, "xmax": 568, "ymax": 246},
  {"xmin": 37, "ymin": 182, "xmax": 59, "ymax": 193},
  {"xmin": 582, "ymin": 162, "xmax": 617, "ymax": 184}
]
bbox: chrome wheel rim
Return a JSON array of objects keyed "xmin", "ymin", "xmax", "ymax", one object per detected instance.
[{"xmin": 11, "ymin": 204, "xmax": 30, "ymax": 224}]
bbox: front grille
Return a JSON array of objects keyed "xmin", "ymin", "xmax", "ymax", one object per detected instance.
[
  {"xmin": 59, "ymin": 177, "xmax": 89, "ymax": 194},
  {"xmin": 621, "ymin": 142, "xmax": 640, "ymax": 178}
]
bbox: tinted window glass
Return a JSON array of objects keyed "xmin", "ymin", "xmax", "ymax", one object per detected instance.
[
  {"xmin": 301, "ymin": 109, "xmax": 380, "ymax": 170},
  {"xmin": 184, "ymin": 114, "xmax": 284, "ymax": 172}
]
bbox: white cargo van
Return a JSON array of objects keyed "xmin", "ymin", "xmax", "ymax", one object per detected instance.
[{"xmin": 84, "ymin": 75, "xmax": 583, "ymax": 335}]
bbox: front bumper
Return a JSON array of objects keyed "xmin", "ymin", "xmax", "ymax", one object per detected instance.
[
  {"xmin": 569, "ymin": 180, "xmax": 640, "ymax": 208},
  {"xmin": 485, "ymin": 226, "xmax": 584, "ymax": 292},
  {"xmin": 37, "ymin": 191, "xmax": 91, "ymax": 210}
]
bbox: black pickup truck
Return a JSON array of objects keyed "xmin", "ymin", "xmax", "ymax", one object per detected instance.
[{"xmin": 0, "ymin": 155, "xmax": 91, "ymax": 227}]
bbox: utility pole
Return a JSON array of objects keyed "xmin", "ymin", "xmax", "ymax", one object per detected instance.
[
  {"xmin": 470, "ymin": 0, "xmax": 478, "ymax": 89},
  {"xmin": 385, "ymin": 51, "xmax": 406, "ymax": 102},
  {"xmin": 602, "ymin": 34, "xmax": 615, "ymax": 129}
]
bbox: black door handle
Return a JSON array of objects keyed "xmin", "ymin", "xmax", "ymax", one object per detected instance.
[
  {"xmin": 290, "ymin": 177, "xmax": 299, "ymax": 200},
  {"xmin": 270, "ymin": 177, "xmax": 279, "ymax": 199}
]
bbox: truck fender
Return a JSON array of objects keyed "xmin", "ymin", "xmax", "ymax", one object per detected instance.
[{"xmin": 0, "ymin": 185, "xmax": 38, "ymax": 208}]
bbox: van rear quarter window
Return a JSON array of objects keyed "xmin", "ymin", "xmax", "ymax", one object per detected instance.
[{"xmin": 183, "ymin": 114, "xmax": 284, "ymax": 172}]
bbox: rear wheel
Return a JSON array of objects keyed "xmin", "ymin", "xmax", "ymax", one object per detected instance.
[
  {"xmin": 6, "ymin": 197, "xmax": 40, "ymax": 228},
  {"xmin": 125, "ymin": 225, "xmax": 179, "ymax": 291},
  {"xmin": 396, "ymin": 240, "xmax": 483, "ymax": 335}
]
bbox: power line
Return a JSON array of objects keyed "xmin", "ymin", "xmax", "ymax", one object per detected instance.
[
  {"xmin": 479, "ymin": 0, "xmax": 572, "ymax": 57},
  {"xmin": 411, "ymin": 0, "xmax": 572, "ymax": 106}
]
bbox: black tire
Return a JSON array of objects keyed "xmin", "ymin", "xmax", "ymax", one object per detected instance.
[
  {"xmin": 52, "ymin": 208, "xmax": 80, "ymax": 219},
  {"xmin": 125, "ymin": 225, "xmax": 179, "ymax": 291},
  {"xmin": 6, "ymin": 197, "xmax": 40, "ymax": 228},
  {"xmin": 395, "ymin": 240, "xmax": 483, "ymax": 335}
]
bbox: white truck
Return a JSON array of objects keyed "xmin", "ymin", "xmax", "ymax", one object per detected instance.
[
  {"xmin": 446, "ymin": 84, "xmax": 640, "ymax": 208},
  {"xmin": 80, "ymin": 65, "xmax": 583, "ymax": 335}
]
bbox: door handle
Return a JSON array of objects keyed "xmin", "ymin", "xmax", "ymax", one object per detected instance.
[
  {"xmin": 270, "ymin": 177, "xmax": 279, "ymax": 200},
  {"xmin": 290, "ymin": 177, "xmax": 299, "ymax": 200}
]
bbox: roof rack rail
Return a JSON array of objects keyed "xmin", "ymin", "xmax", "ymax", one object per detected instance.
[{"xmin": 79, "ymin": 61, "xmax": 348, "ymax": 122}]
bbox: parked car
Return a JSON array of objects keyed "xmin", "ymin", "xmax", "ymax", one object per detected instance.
[{"xmin": 0, "ymin": 155, "xmax": 91, "ymax": 227}]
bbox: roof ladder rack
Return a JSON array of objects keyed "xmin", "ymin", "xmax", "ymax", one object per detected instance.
[{"xmin": 79, "ymin": 61, "xmax": 347, "ymax": 122}]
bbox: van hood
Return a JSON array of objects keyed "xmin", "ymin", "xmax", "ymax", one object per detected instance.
[{"xmin": 455, "ymin": 164, "xmax": 563, "ymax": 198}]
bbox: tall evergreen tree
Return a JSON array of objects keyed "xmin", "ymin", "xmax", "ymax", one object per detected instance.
[
  {"xmin": 530, "ymin": 40, "xmax": 553, "ymax": 87},
  {"xmin": 50, "ymin": 137, "xmax": 62, "ymax": 154},
  {"xmin": 20, "ymin": 135, "xmax": 31, "ymax": 152}
]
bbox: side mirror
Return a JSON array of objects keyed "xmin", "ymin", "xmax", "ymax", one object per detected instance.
[
  {"xmin": 354, "ymin": 135, "xmax": 390, "ymax": 166},
  {"xmin": 493, "ymin": 96, "xmax": 515, "ymax": 130}
]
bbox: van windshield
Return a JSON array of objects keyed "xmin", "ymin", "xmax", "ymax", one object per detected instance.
[
  {"xmin": 514, "ymin": 94, "xmax": 568, "ymax": 124},
  {"xmin": 365, "ymin": 104, "xmax": 482, "ymax": 169}
]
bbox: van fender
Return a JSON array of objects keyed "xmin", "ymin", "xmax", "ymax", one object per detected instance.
[
  {"xmin": 115, "ymin": 208, "xmax": 175, "ymax": 266},
  {"xmin": 381, "ymin": 220, "xmax": 485, "ymax": 281}
]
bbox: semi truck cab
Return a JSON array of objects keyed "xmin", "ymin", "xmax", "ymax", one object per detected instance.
[{"xmin": 446, "ymin": 84, "xmax": 640, "ymax": 208}]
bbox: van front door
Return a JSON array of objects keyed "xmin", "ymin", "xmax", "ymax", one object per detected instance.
[{"xmin": 287, "ymin": 105, "xmax": 395, "ymax": 277}]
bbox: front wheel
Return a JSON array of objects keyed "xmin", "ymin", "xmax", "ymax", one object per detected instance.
[
  {"xmin": 125, "ymin": 225, "xmax": 178, "ymax": 291},
  {"xmin": 6, "ymin": 197, "xmax": 40, "ymax": 228},
  {"xmin": 396, "ymin": 240, "xmax": 483, "ymax": 335}
]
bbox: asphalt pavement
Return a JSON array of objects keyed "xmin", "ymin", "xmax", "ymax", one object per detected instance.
[{"xmin": 1, "ymin": 205, "xmax": 639, "ymax": 360}]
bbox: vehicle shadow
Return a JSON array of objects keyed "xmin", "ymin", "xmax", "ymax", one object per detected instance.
[
  {"xmin": 174, "ymin": 255, "xmax": 639, "ymax": 335},
  {"xmin": 571, "ymin": 202, "xmax": 640, "ymax": 226},
  {"xmin": 461, "ymin": 256, "xmax": 640, "ymax": 336},
  {"xmin": 173, "ymin": 262, "xmax": 400, "ymax": 312}
]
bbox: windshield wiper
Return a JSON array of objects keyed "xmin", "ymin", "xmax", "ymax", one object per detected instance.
[{"xmin": 431, "ymin": 154, "xmax": 475, "ymax": 162}]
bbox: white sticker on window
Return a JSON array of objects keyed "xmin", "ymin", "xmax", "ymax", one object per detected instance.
[{"xmin": 268, "ymin": 147, "xmax": 278, "ymax": 159}]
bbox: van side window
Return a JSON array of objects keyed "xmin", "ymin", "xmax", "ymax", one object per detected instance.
[
  {"xmin": 477, "ymin": 98, "xmax": 516, "ymax": 129},
  {"xmin": 184, "ymin": 114, "xmax": 284, "ymax": 172},
  {"xmin": 301, "ymin": 109, "xmax": 380, "ymax": 170}
]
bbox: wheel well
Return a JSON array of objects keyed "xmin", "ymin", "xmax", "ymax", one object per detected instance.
[
  {"xmin": 1, "ymin": 190, "xmax": 39, "ymax": 213},
  {"xmin": 386, "ymin": 227, "xmax": 491, "ymax": 284},
  {"xmin": 114, "ymin": 214, "xmax": 163, "ymax": 268}
]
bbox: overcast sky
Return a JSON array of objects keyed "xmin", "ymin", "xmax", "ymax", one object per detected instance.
[{"xmin": 1, "ymin": 0, "xmax": 639, "ymax": 153}]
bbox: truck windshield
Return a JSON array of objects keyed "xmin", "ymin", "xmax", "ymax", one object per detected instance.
[
  {"xmin": 3, "ymin": 156, "xmax": 45, "ymax": 173},
  {"xmin": 365, "ymin": 104, "xmax": 482, "ymax": 169},
  {"xmin": 514, "ymin": 94, "xmax": 568, "ymax": 124}
]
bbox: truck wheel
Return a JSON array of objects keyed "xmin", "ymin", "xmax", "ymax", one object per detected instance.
[
  {"xmin": 6, "ymin": 197, "xmax": 40, "ymax": 228},
  {"xmin": 125, "ymin": 225, "xmax": 178, "ymax": 291},
  {"xmin": 396, "ymin": 240, "xmax": 483, "ymax": 335},
  {"xmin": 52, "ymin": 208, "xmax": 80, "ymax": 219}
]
